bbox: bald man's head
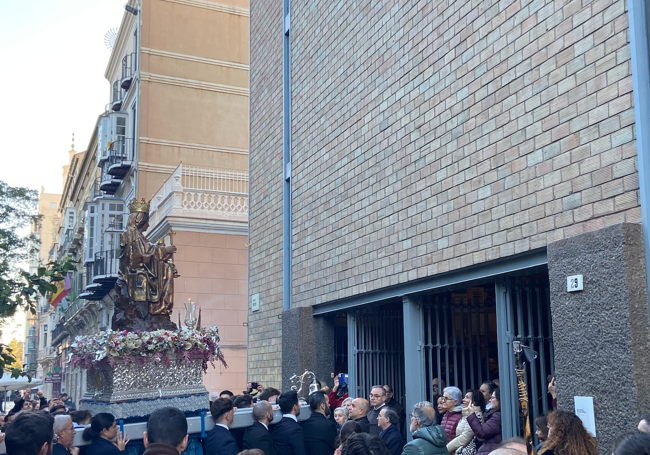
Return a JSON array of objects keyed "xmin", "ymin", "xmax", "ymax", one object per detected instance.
[
  {"xmin": 638, "ymin": 415, "xmax": 650, "ymax": 433},
  {"xmin": 349, "ymin": 398, "xmax": 369, "ymax": 419},
  {"xmin": 252, "ymin": 400, "xmax": 274, "ymax": 424},
  {"xmin": 488, "ymin": 450, "xmax": 526, "ymax": 455}
]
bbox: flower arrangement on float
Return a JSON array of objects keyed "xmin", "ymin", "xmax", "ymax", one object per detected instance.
[{"xmin": 69, "ymin": 326, "xmax": 227, "ymax": 373}]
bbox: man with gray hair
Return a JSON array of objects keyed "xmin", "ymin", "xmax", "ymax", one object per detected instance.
[
  {"xmin": 52, "ymin": 415, "xmax": 78, "ymax": 455},
  {"xmin": 402, "ymin": 401, "xmax": 448, "ymax": 455},
  {"xmin": 243, "ymin": 400, "xmax": 276, "ymax": 455},
  {"xmin": 378, "ymin": 408, "xmax": 404, "ymax": 455}
]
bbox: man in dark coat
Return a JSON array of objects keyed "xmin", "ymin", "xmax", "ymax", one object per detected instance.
[
  {"xmin": 203, "ymin": 398, "xmax": 239, "ymax": 455},
  {"xmin": 378, "ymin": 408, "xmax": 405, "ymax": 455},
  {"xmin": 301, "ymin": 391, "xmax": 337, "ymax": 455},
  {"xmin": 243, "ymin": 401, "xmax": 276, "ymax": 455},
  {"xmin": 272, "ymin": 390, "xmax": 307, "ymax": 455},
  {"xmin": 348, "ymin": 398, "xmax": 370, "ymax": 433},
  {"xmin": 383, "ymin": 384, "xmax": 405, "ymax": 434}
]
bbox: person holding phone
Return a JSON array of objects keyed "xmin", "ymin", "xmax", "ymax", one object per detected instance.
[{"xmin": 329, "ymin": 375, "xmax": 349, "ymax": 410}]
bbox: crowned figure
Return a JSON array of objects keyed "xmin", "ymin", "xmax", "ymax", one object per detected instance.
[{"xmin": 111, "ymin": 198, "xmax": 179, "ymax": 331}]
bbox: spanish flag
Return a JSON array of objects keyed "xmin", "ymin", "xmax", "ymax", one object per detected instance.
[{"xmin": 48, "ymin": 277, "xmax": 69, "ymax": 307}]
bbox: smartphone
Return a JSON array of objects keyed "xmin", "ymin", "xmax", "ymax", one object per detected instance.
[{"xmin": 338, "ymin": 373, "xmax": 348, "ymax": 385}]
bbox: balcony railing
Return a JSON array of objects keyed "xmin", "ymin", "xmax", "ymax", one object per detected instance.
[
  {"xmin": 51, "ymin": 320, "xmax": 68, "ymax": 346},
  {"xmin": 99, "ymin": 161, "xmax": 121, "ymax": 194},
  {"xmin": 121, "ymin": 53, "xmax": 137, "ymax": 90},
  {"xmin": 107, "ymin": 138, "xmax": 134, "ymax": 178},
  {"xmin": 147, "ymin": 164, "xmax": 249, "ymax": 234},
  {"xmin": 81, "ymin": 249, "xmax": 120, "ymax": 301},
  {"xmin": 111, "ymin": 81, "xmax": 122, "ymax": 111}
]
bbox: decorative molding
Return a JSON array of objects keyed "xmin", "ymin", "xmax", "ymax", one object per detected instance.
[
  {"xmin": 147, "ymin": 217, "xmax": 248, "ymax": 241},
  {"xmin": 137, "ymin": 162, "xmax": 178, "ymax": 174},
  {"xmin": 159, "ymin": 0, "xmax": 249, "ymax": 17},
  {"xmin": 141, "ymin": 47, "xmax": 249, "ymax": 71},
  {"xmin": 139, "ymin": 137, "xmax": 249, "ymax": 155},
  {"xmin": 140, "ymin": 72, "xmax": 249, "ymax": 96}
]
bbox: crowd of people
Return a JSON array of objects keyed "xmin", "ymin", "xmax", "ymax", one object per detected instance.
[{"xmin": 3, "ymin": 382, "xmax": 650, "ymax": 455}]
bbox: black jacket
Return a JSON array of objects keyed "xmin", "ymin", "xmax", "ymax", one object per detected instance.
[
  {"xmin": 379, "ymin": 424, "xmax": 405, "ymax": 455},
  {"xmin": 142, "ymin": 443, "xmax": 179, "ymax": 455},
  {"xmin": 355, "ymin": 416, "xmax": 370, "ymax": 434},
  {"xmin": 243, "ymin": 421, "xmax": 276, "ymax": 455},
  {"xmin": 86, "ymin": 438, "xmax": 127, "ymax": 455},
  {"xmin": 53, "ymin": 443, "xmax": 73, "ymax": 455},
  {"xmin": 203, "ymin": 425, "xmax": 238, "ymax": 455},
  {"xmin": 301, "ymin": 412, "xmax": 337, "ymax": 455},
  {"xmin": 273, "ymin": 416, "xmax": 307, "ymax": 455}
]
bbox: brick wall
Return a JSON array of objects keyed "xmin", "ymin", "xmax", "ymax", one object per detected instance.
[
  {"xmin": 288, "ymin": 0, "xmax": 639, "ymax": 306},
  {"xmin": 248, "ymin": 0, "xmax": 285, "ymax": 388}
]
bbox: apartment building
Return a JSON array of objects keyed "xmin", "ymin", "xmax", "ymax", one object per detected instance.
[
  {"xmin": 25, "ymin": 186, "xmax": 62, "ymax": 396},
  {"xmin": 248, "ymin": 0, "xmax": 650, "ymax": 451},
  {"xmin": 40, "ymin": 0, "xmax": 250, "ymax": 403}
]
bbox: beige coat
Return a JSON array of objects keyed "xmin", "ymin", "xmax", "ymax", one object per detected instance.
[{"xmin": 447, "ymin": 406, "xmax": 484, "ymax": 454}]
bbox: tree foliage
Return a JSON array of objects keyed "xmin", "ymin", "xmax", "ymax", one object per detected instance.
[{"xmin": 0, "ymin": 181, "xmax": 75, "ymax": 378}]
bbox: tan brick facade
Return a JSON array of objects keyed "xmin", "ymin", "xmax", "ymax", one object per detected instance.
[
  {"xmin": 249, "ymin": 0, "xmax": 641, "ymax": 382},
  {"xmin": 247, "ymin": 0, "xmax": 284, "ymax": 388}
]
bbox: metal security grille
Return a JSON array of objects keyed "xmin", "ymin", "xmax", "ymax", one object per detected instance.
[
  {"xmin": 504, "ymin": 274, "xmax": 555, "ymax": 442},
  {"xmin": 351, "ymin": 305, "xmax": 405, "ymax": 402},
  {"xmin": 422, "ymin": 286, "xmax": 498, "ymax": 401}
]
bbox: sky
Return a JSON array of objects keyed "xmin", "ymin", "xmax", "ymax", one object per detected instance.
[
  {"xmin": 0, "ymin": 1, "xmax": 126, "ymax": 343},
  {"xmin": 0, "ymin": 0, "xmax": 127, "ymax": 195}
]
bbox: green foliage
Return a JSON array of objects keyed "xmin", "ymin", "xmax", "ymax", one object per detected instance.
[{"xmin": 0, "ymin": 181, "xmax": 76, "ymax": 378}]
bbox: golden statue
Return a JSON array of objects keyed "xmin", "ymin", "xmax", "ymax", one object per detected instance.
[{"xmin": 111, "ymin": 198, "xmax": 179, "ymax": 331}]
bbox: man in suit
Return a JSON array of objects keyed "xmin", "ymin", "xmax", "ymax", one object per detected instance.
[
  {"xmin": 348, "ymin": 398, "xmax": 370, "ymax": 433},
  {"xmin": 378, "ymin": 408, "xmax": 405, "ymax": 455},
  {"xmin": 203, "ymin": 398, "xmax": 239, "ymax": 455},
  {"xmin": 243, "ymin": 401, "xmax": 276, "ymax": 455},
  {"xmin": 383, "ymin": 384, "xmax": 405, "ymax": 435},
  {"xmin": 272, "ymin": 390, "xmax": 307, "ymax": 455},
  {"xmin": 301, "ymin": 391, "xmax": 337, "ymax": 455},
  {"xmin": 367, "ymin": 385, "xmax": 387, "ymax": 436}
]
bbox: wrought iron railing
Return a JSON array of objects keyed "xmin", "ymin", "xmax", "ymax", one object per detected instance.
[
  {"xmin": 112, "ymin": 81, "xmax": 122, "ymax": 105},
  {"xmin": 93, "ymin": 249, "xmax": 120, "ymax": 278},
  {"xmin": 122, "ymin": 53, "xmax": 137, "ymax": 80},
  {"xmin": 107, "ymin": 138, "xmax": 134, "ymax": 166}
]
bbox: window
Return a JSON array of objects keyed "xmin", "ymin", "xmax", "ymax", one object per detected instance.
[
  {"xmin": 42, "ymin": 325, "xmax": 48, "ymax": 349},
  {"xmin": 50, "ymin": 202, "xmax": 56, "ymax": 209}
]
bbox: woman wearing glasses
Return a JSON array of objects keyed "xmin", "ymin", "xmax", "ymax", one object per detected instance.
[{"xmin": 466, "ymin": 389, "xmax": 502, "ymax": 455}]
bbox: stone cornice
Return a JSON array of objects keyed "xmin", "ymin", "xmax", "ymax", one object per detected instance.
[
  {"xmin": 159, "ymin": 0, "xmax": 248, "ymax": 17},
  {"xmin": 140, "ymin": 72, "xmax": 249, "ymax": 97},
  {"xmin": 147, "ymin": 216, "xmax": 248, "ymax": 241},
  {"xmin": 139, "ymin": 137, "xmax": 249, "ymax": 155},
  {"xmin": 141, "ymin": 47, "xmax": 248, "ymax": 71}
]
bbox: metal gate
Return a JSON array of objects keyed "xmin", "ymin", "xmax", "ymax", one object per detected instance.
[
  {"xmin": 348, "ymin": 304, "xmax": 405, "ymax": 403},
  {"xmin": 498, "ymin": 274, "xmax": 555, "ymax": 443},
  {"xmin": 422, "ymin": 286, "xmax": 498, "ymax": 402}
]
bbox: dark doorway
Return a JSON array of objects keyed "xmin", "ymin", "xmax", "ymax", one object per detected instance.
[{"xmin": 422, "ymin": 285, "xmax": 498, "ymax": 403}]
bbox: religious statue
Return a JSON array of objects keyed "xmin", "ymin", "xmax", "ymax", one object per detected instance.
[{"xmin": 111, "ymin": 198, "xmax": 179, "ymax": 331}]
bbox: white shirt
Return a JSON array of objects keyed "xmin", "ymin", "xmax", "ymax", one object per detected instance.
[
  {"xmin": 282, "ymin": 413, "xmax": 298, "ymax": 422},
  {"xmin": 216, "ymin": 423, "xmax": 230, "ymax": 431},
  {"xmin": 261, "ymin": 422, "xmax": 269, "ymax": 430}
]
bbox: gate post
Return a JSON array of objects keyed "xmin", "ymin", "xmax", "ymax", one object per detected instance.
[
  {"xmin": 402, "ymin": 295, "xmax": 424, "ymax": 439},
  {"xmin": 495, "ymin": 279, "xmax": 518, "ymax": 440}
]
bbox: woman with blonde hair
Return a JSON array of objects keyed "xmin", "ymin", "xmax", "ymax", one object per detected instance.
[{"xmin": 538, "ymin": 410, "xmax": 598, "ymax": 455}]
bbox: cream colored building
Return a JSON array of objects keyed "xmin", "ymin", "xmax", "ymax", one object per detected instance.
[{"xmin": 41, "ymin": 0, "xmax": 249, "ymax": 402}]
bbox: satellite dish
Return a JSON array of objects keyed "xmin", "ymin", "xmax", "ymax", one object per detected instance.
[{"xmin": 104, "ymin": 28, "xmax": 118, "ymax": 51}]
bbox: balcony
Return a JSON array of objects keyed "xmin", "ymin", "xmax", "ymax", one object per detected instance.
[
  {"xmin": 82, "ymin": 250, "xmax": 120, "ymax": 300},
  {"xmin": 147, "ymin": 163, "xmax": 249, "ymax": 239},
  {"xmin": 121, "ymin": 53, "xmax": 137, "ymax": 90},
  {"xmin": 99, "ymin": 161, "xmax": 121, "ymax": 194},
  {"xmin": 51, "ymin": 320, "xmax": 69, "ymax": 347},
  {"xmin": 111, "ymin": 81, "xmax": 122, "ymax": 111},
  {"xmin": 107, "ymin": 138, "xmax": 134, "ymax": 179}
]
